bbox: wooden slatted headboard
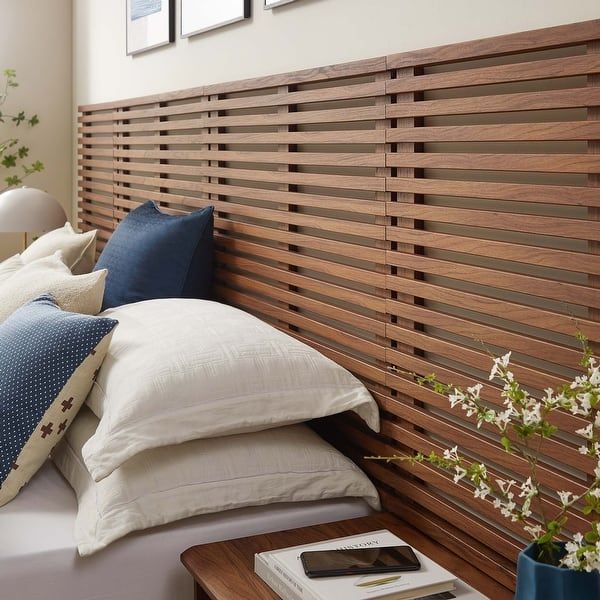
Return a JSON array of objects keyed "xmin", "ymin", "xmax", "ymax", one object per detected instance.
[{"xmin": 78, "ymin": 19, "xmax": 600, "ymax": 597}]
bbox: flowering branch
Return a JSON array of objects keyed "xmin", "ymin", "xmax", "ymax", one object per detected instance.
[{"xmin": 369, "ymin": 334, "xmax": 600, "ymax": 571}]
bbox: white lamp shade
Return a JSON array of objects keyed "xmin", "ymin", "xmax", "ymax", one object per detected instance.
[{"xmin": 0, "ymin": 187, "xmax": 67, "ymax": 233}]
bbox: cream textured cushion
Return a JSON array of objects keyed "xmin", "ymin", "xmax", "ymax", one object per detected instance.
[
  {"xmin": 21, "ymin": 222, "xmax": 97, "ymax": 274},
  {"xmin": 53, "ymin": 407, "xmax": 380, "ymax": 556},
  {"xmin": 83, "ymin": 298, "xmax": 380, "ymax": 482},
  {"xmin": 0, "ymin": 254, "xmax": 23, "ymax": 284},
  {"xmin": 0, "ymin": 253, "xmax": 107, "ymax": 323}
]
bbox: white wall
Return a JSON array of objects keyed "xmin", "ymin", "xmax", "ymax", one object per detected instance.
[
  {"xmin": 74, "ymin": 0, "xmax": 600, "ymax": 105},
  {"xmin": 72, "ymin": 0, "xmax": 599, "ymax": 221},
  {"xmin": 0, "ymin": 0, "xmax": 72, "ymax": 259}
]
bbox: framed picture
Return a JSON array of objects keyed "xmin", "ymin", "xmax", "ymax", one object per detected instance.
[
  {"xmin": 264, "ymin": 0, "xmax": 297, "ymax": 8},
  {"xmin": 181, "ymin": 0, "xmax": 251, "ymax": 38},
  {"xmin": 126, "ymin": 0, "xmax": 175, "ymax": 55}
]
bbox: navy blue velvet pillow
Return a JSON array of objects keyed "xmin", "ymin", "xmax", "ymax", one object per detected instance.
[{"xmin": 94, "ymin": 201, "xmax": 214, "ymax": 310}]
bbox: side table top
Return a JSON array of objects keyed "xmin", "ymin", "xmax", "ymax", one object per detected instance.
[{"xmin": 181, "ymin": 512, "xmax": 509, "ymax": 599}]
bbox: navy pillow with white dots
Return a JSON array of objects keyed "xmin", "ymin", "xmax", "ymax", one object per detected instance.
[{"xmin": 0, "ymin": 294, "xmax": 117, "ymax": 504}]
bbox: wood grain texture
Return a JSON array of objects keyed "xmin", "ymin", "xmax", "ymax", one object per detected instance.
[
  {"xmin": 181, "ymin": 513, "xmax": 512, "ymax": 600},
  {"xmin": 78, "ymin": 19, "xmax": 600, "ymax": 597}
]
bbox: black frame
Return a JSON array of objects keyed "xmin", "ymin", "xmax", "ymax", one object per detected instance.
[
  {"xmin": 126, "ymin": 0, "xmax": 175, "ymax": 56},
  {"xmin": 180, "ymin": 0, "xmax": 251, "ymax": 38}
]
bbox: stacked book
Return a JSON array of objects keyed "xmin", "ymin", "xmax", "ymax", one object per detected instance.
[{"xmin": 254, "ymin": 529, "xmax": 485, "ymax": 600}]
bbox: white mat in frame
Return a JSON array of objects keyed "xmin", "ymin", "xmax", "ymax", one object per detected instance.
[{"xmin": 181, "ymin": 0, "xmax": 251, "ymax": 37}]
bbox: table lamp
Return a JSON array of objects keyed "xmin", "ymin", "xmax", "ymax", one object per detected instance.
[{"xmin": 0, "ymin": 186, "xmax": 67, "ymax": 249}]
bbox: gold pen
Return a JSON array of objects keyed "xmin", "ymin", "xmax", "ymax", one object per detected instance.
[{"xmin": 355, "ymin": 575, "xmax": 402, "ymax": 588}]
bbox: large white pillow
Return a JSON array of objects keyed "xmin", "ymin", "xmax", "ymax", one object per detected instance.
[
  {"xmin": 21, "ymin": 222, "xmax": 97, "ymax": 274},
  {"xmin": 0, "ymin": 252, "xmax": 106, "ymax": 323},
  {"xmin": 83, "ymin": 298, "xmax": 379, "ymax": 482},
  {"xmin": 53, "ymin": 407, "xmax": 380, "ymax": 556},
  {"xmin": 0, "ymin": 254, "xmax": 23, "ymax": 284}
]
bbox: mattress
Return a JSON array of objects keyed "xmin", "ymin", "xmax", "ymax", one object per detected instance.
[{"xmin": 1, "ymin": 462, "xmax": 373, "ymax": 600}]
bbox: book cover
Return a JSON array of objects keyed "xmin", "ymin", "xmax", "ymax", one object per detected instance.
[{"xmin": 256, "ymin": 529, "xmax": 457, "ymax": 600}]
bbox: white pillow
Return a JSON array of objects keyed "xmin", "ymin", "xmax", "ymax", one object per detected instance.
[
  {"xmin": 0, "ymin": 252, "xmax": 106, "ymax": 323},
  {"xmin": 53, "ymin": 407, "xmax": 380, "ymax": 556},
  {"xmin": 0, "ymin": 254, "xmax": 23, "ymax": 284},
  {"xmin": 83, "ymin": 298, "xmax": 379, "ymax": 482},
  {"xmin": 21, "ymin": 222, "xmax": 97, "ymax": 274}
]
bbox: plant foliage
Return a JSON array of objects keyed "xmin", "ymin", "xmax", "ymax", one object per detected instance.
[
  {"xmin": 0, "ymin": 69, "xmax": 43, "ymax": 189},
  {"xmin": 369, "ymin": 334, "xmax": 600, "ymax": 572}
]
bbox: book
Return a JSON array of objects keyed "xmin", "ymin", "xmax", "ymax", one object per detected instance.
[{"xmin": 254, "ymin": 529, "xmax": 458, "ymax": 600}]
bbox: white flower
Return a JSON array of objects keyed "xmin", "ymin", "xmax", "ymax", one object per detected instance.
[
  {"xmin": 522, "ymin": 405, "xmax": 542, "ymax": 426},
  {"xmin": 524, "ymin": 524, "xmax": 544, "ymax": 539},
  {"xmin": 577, "ymin": 393, "xmax": 592, "ymax": 416},
  {"xmin": 577, "ymin": 423, "xmax": 594, "ymax": 440},
  {"xmin": 579, "ymin": 445, "xmax": 589, "ymax": 456},
  {"xmin": 557, "ymin": 490, "xmax": 574, "ymax": 506},
  {"xmin": 467, "ymin": 383, "xmax": 483, "ymax": 397},
  {"xmin": 489, "ymin": 352, "xmax": 511, "ymax": 380},
  {"xmin": 453, "ymin": 466, "xmax": 467, "ymax": 483},
  {"xmin": 571, "ymin": 374, "xmax": 589, "ymax": 389},
  {"xmin": 500, "ymin": 500, "xmax": 517, "ymax": 519},
  {"xmin": 574, "ymin": 532, "xmax": 584, "ymax": 544},
  {"xmin": 443, "ymin": 446, "xmax": 459, "ymax": 461},
  {"xmin": 542, "ymin": 388, "xmax": 557, "ymax": 407},
  {"xmin": 589, "ymin": 365, "xmax": 600, "ymax": 386},
  {"xmin": 474, "ymin": 484, "xmax": 491, "ymax": 500},
  {"xmin": 494, "ymin": 409, "xmax": 513, "ymax": 430},
  {"xmin": 561, "ymin": 548, "xmax": 582, "ymax": 570},
  {"xmin": 496, "ymin": 479, "xmax": 516, "ymax": 495},
  {"xmin": 583, "ymin": 550, "xmax": 600, "ymax": 572},
  {"xmin": 448, "ymin": 390, "xmax": 465, "ymax": 408},
  {"xmin": 519, "ymin": 477, "xmax": 536, "ymax": 498}
]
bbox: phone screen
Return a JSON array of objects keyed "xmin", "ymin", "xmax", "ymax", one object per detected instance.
[{"xmin": 300, "ymin": 545, "xmax": 421, "ymax": 577}]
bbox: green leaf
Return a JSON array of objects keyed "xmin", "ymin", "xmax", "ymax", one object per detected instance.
[
  {"xmin": 585, "ymin": 531, "xmax": 599, "ymax": 544},
  {"xmin": 1, "ymin": 154, "xmax": 16, "ymax": 168},
  {"xmin": 500, "ymin": 436, "xmax": 512, "ymax": 452},
  {"xmin": 11, "ymin": 111, "xmax": 25, "ymax": 126},
  {"xmin": 4, "ymin": 174, "xmax": 21, "ymax": 187},
  {"xmin": 538, "ymin": 531, "xmax": 553, "ymax": 544}
]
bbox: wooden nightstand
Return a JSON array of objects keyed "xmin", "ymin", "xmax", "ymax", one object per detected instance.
[{"xmin": 181, "ymin": 512, "xmax": 506, "ymax": 599}]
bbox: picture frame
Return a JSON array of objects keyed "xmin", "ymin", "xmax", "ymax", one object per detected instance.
[
  {"xmin": 181, "ymin": 0, "xmax": 251, "ymax": 38},
  {"xmin": 126, "ymin": 0, "xmax": 175, "ymax": 56},
  {"xmin": 264, "ymin": 0, "xmax": 298, "ymax": 8}
]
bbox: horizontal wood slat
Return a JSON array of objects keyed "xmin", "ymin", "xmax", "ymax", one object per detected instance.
[
  {"xmin": 78, "ymin": 19, "xmax": 600, "ymax": 597},
  {"xmin": 386, "ymin": 55, "xmax": 600, "ymax": 93},
  {"xmin": 386, "ymin": 153, "xmax": 600, "ymax": 173},
  {"xmin": 386, "ymin": 87, "xmax": 600, "ymax": 118}
]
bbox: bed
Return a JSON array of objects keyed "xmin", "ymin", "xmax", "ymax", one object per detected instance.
[
  {"xmin": 1, "ymin": 462, "xmax": 372, "ymax": 600},
  {"xmin": 0, "ymin": 17, "xmax": 598, "ymax": 600}
]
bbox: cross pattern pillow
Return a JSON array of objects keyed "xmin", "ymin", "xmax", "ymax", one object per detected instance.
[{"xmin": 0, "ymin": 294, "xmax": 117, "ymax": 506}]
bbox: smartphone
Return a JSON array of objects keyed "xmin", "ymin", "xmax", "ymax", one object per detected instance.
[{"xmin": 300, "ymin": 545, "xmax": 421, "ymax": 578}]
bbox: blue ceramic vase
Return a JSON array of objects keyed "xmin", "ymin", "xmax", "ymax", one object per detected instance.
[{"xmin": 515, "ymin": 542, "xmax": 600, "ymax": 600}]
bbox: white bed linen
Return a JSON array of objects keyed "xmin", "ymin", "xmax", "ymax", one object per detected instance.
[{"xmin": 1, "ymin": 462, "xmax": 373, "ymax": 600}]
